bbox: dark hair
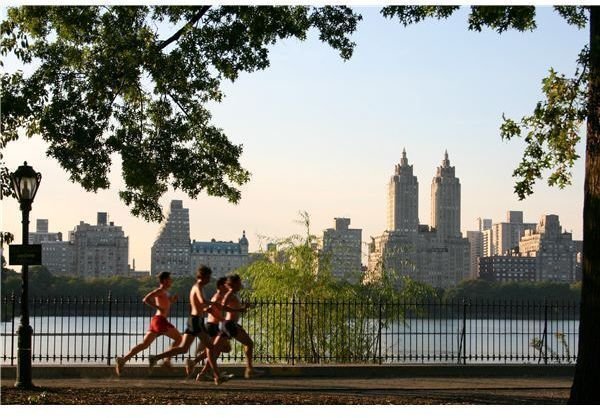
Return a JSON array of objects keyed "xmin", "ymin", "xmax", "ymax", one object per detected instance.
[
  {"xmin": 226, "ymin": 273, "xmax": 241, "ymax": 283},
  {"xmin": 196, "ymin": 264, "xmax": 212, "ymax": 279},
  {"xmin": 157, "ymin": 271, "xmax": 171, "ymax": 283},
  {"xmin": 216, "ymin": 276, "xmax": 228, "ymax": 287}
]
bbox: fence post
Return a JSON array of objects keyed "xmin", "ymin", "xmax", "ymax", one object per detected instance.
[
  {"xmin": 11, "ymin": 292, "xmax": 16, "ymax": 366},
  {"xmin": 458, "ymin": 299, "xmax": 467, "ymax": 365},
  {"xmin": 290, "ymin": 297, "xmax": 295, "ymax": 365},
  {"xmin": 106, "ymin": 290, "xmax": 113, "ymax": 366},
  {"xmin": 377, "ymin": 300, "xmax": 383, "ymax": 365},
  {"xmin": 543, "ymin": 299, "xmax": 548, "ymax": 365}
]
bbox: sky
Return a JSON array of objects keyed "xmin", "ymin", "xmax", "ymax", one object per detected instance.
[{"xmin": 1, "ymin": 5, "xmax": 589, "ymax": 272}]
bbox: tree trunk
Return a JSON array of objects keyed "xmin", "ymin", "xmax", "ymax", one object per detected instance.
[{"xmin": 569, "ymin": 5, "xmax": 600, "ymax": 405}]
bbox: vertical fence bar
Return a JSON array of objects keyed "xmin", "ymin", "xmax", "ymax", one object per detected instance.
[
  {"xmin": 377, "ymin": 300, "xmax": 382, "ymax": 365},
  {"xmin": 457, "ymin": 299, "xmax": 466, "ymax": 365},
  {"xmin": 543, "ymin": 299, "xmax": 548, "ymax": 365},
  {"xmin": 107, "ymin": 290, "xmax": 113, "ymax": 365},
  {"xmin": 59, "ymin": 297, "xmax": 64, "ymax": 364},
  {"xmin": 11, "ymin": 292, "xmax": 16, "ymax": 366},
  {"xmin": 290, "ymin": 297, "xmax": 295, "ymax": 365},
  {"xmin": 52, "ymin": 297, "xmax": 58, "ymax": 362}
]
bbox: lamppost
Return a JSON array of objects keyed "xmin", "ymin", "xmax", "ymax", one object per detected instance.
[{"xmin": 10, "ymin": 161, "xmax": 42, "ymax": 389}]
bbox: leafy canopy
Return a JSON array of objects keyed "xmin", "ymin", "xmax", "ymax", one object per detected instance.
[{"xmin": 1, "ymin": 6, "xmax": 361, "ymax": 221}]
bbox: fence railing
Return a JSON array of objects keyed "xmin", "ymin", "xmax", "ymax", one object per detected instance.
[{"xmin": 0, "ymin": 293, "xmax": 580, "ymax": 365}]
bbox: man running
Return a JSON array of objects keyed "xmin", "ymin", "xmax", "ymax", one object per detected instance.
[
  {"xmin": 185, "ymin": 276, "xmax": 233, "ymax": 378},
  {"xmin": 199, "ymin": 274, "xmax": 262, "ymax": 379},
  {"xmin": 115, "ymin": 271, "xmax": 181, "ymax": 376},
  {"xmin": 148, "ymin": 265, "xmax": 226, "ymax": 385}
]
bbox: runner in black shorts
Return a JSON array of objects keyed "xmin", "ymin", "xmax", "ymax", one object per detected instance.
[
  {"xmin": 185, "ymin": 276, "xmax": 232, "ymax": 379},
  {"xmin": 185, "ymin": 315, "xmax": 207, "ymax": 336},
  {"xmin": 221, "ymin": 320, "xmax": 242, "ymax": 339},
  {"xmin": 199, "ymin": 274, "xmax": 264, "ymax": 379}
]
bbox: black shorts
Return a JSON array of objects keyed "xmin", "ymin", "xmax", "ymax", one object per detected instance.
[
  {"xmin": 206, "ymin": 322, "xmax": 221, "ymax": 338},
  {"xmin": 184, "ymin": 315, "xmax": 207, "ymax": 336},
  {"xmin": 220, "ymin": 320, "xmax": 242, "ymax": 339}
]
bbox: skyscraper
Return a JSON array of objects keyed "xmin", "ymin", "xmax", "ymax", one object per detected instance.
[
  {"xmin": 431, "ymin": 151, "xmax": 461, "ymax": 238},
  {"xmin": 151, "ymin": 200, "xmax": 191, "ymax": 276},
  {"xmin": 369, "ymin": 150, "xmax": 469, "ymax": 288},
  {"xmin": 388, "ymin": 149, "xmax": 419, "ymax": 233},
  {"xmin": 319, "ymin": 218, "xmax": 362, "ymax": 283}
]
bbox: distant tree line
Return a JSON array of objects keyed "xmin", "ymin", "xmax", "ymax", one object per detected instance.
[
  {"xmin": 439, "ymin": 278, "xmax": 581, "ymax": 303},
  {"xmin": 0, "ymin": 264, "xmax": 214, "ymax": 299},
  {"xmin": 1, "ymin": 263, "xmax": 581, "ymax": 303}
]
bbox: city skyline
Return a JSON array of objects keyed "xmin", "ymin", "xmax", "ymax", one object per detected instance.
[{"xmin": 2, "ymin": 6, "xmax": 587, "ymax": 272}]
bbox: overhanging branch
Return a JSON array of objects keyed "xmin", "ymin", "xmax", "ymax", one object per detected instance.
[{"xmin": 158, "ymin": 6, "xmax": 211, "ymax": 51}]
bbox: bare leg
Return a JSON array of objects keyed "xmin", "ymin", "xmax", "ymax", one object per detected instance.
[
  {"xmin": 116, "ymin": 332, "xmax": 157, "ymax": 376},
  {"xmin": 196, "ymin": 336, "xmax": 229, "ymax": 380},
  {"xmin": 233, "ymin": 328, "xmax": 254, "ymax": 371},
  {"xmin": 161, "ymin": 328, "xmax": 182, "ymax": 367},
  {"xmin": 197, "ymin": 331, "xmax": 223, "ymax": 384},
  {"xmin": 150, "ymin": 333, "xmax": 195, "ymax": 366}
]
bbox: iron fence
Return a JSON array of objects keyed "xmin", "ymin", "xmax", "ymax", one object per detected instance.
[{"xmin": 0, "ymin": 293, "xmax": 579, "ymax": 365}]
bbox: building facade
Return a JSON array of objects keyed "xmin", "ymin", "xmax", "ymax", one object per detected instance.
[
  {"xmin": 519, "ymin": 214, "xmax": 578, "ymax": 282},
  {"xmin": 466, "ymin": 218, "xmax": 492, "ymax": 279},
  {"xmin": 430, "ymin": 150, "xmax": 461, "ymax": 238},
  {"xmin": 486, "ymin": 211, "xmax": 536, "ymax": 257},
  {"xmin": 71, "ymin": 212, "xmax": 129, "ymax": 278},
  {"xmin": 151, "ymin": 200, "xmax": 191, "ymax": 277},
  {"xmin": 368, "ymin": 150, "xmax": 469, "ymax": 289},
  {"xmin": 190, "ymin": 232, "xmax": 250, "ymax": 279},
  {"xmin": 478, "ymin": 255, "xmax": 537, "ymax": 281},
  {"xmin": 388, "ymin": 149, "xmax": 419, "ymax": 233},
  {"xmin": 41, "ymin": 241, "xmax": 76, "ymax": 277},
  {"xmin": 319, "ymin": 218, "xmax": 362, "ymax": 283},
  {"xmin": 29, "ymin": 219, "xmax": 62, "ymax": 244}
]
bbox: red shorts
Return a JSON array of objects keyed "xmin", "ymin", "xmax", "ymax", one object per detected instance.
[{"xmin": 149, "ymin": 315, "xmax": 175, "ymax": 334}]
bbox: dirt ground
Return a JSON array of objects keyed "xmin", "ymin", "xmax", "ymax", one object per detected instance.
[{"xmin": 1, "ymin": 383, "xmax": 570, "ymax": 405}]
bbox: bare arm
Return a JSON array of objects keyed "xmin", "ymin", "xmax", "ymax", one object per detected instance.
[{"xmin": 142, "ymin": 288, "xmax": 162, "ymax": 310}]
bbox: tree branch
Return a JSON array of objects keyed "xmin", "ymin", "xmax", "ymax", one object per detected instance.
[{"xmin": 158, "ymin": 6, "xmax": 211, "ymax": 51}]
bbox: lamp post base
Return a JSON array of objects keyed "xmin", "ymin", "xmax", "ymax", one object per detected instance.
[{"xmin": 15, "ymin": 323, "xmax": 34, "ymax": 389}]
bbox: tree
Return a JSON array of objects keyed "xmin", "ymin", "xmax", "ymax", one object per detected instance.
[
  {"xmin": 1, "ymin": 6, "xmax": 361, "ymax": 221},
  {"xmin": 382, "ymin": 5, "xmax": 598, "ymax": 404},
  {"xmin": 238, "ymin": 212, "xmax": 436, "ymax": 363}
]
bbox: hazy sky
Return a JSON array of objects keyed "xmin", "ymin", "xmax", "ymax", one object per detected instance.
[{"xmin": 2, "ymin": 5, "xmax": 588, "ymax": 271}]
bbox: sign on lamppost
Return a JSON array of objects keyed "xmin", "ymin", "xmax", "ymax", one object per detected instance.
[{"xmin": 8, "ymin": 245, "xmax": 42, "ymax": 266}]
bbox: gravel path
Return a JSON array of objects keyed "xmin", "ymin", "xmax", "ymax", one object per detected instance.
[{"xmin": 1, "ymin": 376, "xmax": 571, "ymax": 405}]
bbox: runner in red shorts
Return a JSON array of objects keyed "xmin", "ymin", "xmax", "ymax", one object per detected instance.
[{"xmin": 115, "ymin": 271, "xmax": 182, "ymax": 376}]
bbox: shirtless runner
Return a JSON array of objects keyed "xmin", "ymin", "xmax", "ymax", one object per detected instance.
[
  {"xmin": 196, "ymin": 274, "xmax": 263, "ymax": 379},
  {"xmin": 115, "ymin": 271, "xmax": 181, "ymax": 376},
  {"xmin": 184, "ymin": 276, "xmax": 233, "ymax": 378},
  {"xmin": 148, "ymin": 265, "xmax": 226, "ymax": 385}
]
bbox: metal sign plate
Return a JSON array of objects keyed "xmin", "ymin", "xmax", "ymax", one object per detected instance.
[{"xmin": 8, "ymin": 244, "xmax": 42, "ymax": 265}]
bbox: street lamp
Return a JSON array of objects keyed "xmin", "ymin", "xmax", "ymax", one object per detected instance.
[{"xmin": 10, "ymin": 161, "xmax": 42, "ymax": 389}]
